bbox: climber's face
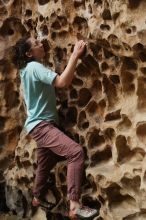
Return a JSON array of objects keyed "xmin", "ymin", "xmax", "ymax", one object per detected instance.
[{"xmin": 26, "ymin": 37, "xmax": 45, "ymax": 61}]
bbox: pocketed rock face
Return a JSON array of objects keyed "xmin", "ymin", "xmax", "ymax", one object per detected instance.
[{"xmin": 1, "ymin": 0, "xmax": 146, "ymax": 219}]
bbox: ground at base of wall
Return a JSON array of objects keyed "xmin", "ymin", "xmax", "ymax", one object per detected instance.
[{"xmin": 0, "ymin": 213, "xmax": 29, "ymax": 220}]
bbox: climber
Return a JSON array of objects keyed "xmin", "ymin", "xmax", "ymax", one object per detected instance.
[{"xmin": 12, "ymin": 35, "xmax": 99, "ymax": 219}]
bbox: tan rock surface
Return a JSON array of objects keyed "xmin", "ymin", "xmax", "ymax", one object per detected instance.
[{"xmin": 1, "ymin": 0, "xmax": 146, "ymax": 219}]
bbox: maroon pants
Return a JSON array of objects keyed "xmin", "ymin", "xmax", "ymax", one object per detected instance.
[{"xmin": 29, "ymin": 120, "xmax": 84, "ymax": 201}]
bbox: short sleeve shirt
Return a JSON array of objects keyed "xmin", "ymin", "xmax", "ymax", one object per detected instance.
[{"xmin": 20, "ymin": 61, "xmax": 58, "ymax": 133}]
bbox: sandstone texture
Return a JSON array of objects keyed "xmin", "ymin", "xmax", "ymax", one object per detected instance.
[{"xmin": 1, "ymin": 0, "xmax": 146, "ymax": 219}]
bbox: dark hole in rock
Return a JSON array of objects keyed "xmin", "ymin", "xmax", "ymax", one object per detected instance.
[
  {"xmin": 0, "ymin": 6, "xmax": 7, "ymax": 17},
  {"xmin": 7, "ymin": 28, "xmax": 14, "ymax": 35},
  {"xmin": 78, "ymin": 111, "xmax": 89, "ymax": 130},
  {"xmin": 17, "ymin": 177, "xmax": 30, "ymax": 184},
  {"xmin": 74, "ymin": 16, "xmax": 87, "ymax": 24},
  {"xmin": 100, "ymin": 24, "xmax": 110, "ymax": 31},
  {"xmin": 132, "ymin": 26, "xmax": 137, "ymax": 32},
  {"xmin": 87, "ymin": 100, "xmax": 98, "ymax": 115},
  {"xmin": 87, "ymin": 128, "xmax": 105, "ymax": 148},
  {"xmin": 5, "ymin": 90, "xmax": 19, "ymax": 109},
  {"xmin": 89, "ymin": 42, "xmax": 101, "ymax": 57},
  {"xmin": 0, "ymin": 182, "xmax": 9, "ymax": 212},
  {"xmin": 41, "ymin": 39, "xmax": 50, "ymax": 52},
  {"xmin": 82, "ymin": 122, "xmax": 89, "ymax": 129},
  {"xmin": 61, "ymin": 185, "xmax": 67, "ymax": 197},
  {"xmin": 105, "ymin": 109, "xmax": 121, "ymax": 121},
  {"xmin": 72, "ymin": 77, "xmax": 83, "ymax": 86},
  {"xmin": 61, "ymin": 100, "xmax": 68, "ymax": 109},
  {"xmin": 102, "ymin": 9, "xmax": 112, "ymax": 20},
  {"xmin": 116, "ymin": 135, "xmax": 131, "ymax": 163},
  {"xmin": 94, "ymin": 0, "xmax": 102, "ymax": 5},
  {"xmin": 132, "ymin": 43, "xmax": 144, "ymax": 52},
  {"xmin": 38, "ymin": 0, "xmax": 50, "ymax": 5},
  {"xmin": 64, "ymin": 131, "xmax": 75, "ymax": 141},
  {"xmin": 78, "ymin": 111, "xmax": 86, "ymax": 121},
  {"xmin": 0, "ymin": 18, "xmax": 26, "ymax": 37},
  {"xmin": 112, "ymin": 12, "xmax": 120, "ymax": 21},
  {"xmin": 103, "ymin": 49, "xmax": 114, "ymax": 59},
  {"xmin": 58, "ymin": 16, "xmax": 68, "ymax": 26},
  {"xmin": 25, "ymin": 19, "xmax": 33, "ymax": 29},
  {"xmin": 124, "ymin": 84, "xmax": 135, "ymax": 94},
  {"xmin": 70, "ymin": 89, "xmax": 78, "ymax": 99},
  {"xmin": 111, "ymin": 44, "xmax": 121, "ymax": 51},
  {"xmin": 102, "ymin": 75, "xmax": 118, "ymax": 107},
  {"xmin": 82, "ymin": 54, "xmax": 99, "ymax": 71},
  {"xmin": 88, "ymin": 5, "xmax": 92, "ymax": 14},
  {"xmin": 50, "ymin": 12, "xmax": 56, "ymax": 18},
  {"xmin": 121, "ymin": 71, "xmax": 135, "ymax": 93},
  {"xmin": 33, "ymin": 163, "xmax": 37, "ymax": 169},
  {"xmin": 59, "ymin": 173, "xmax": 66, "ymax": 183},
  {"xmin": 22, "ymin": 160, "xmax": 32, "ymax": 167},
  {"xmin": 101, "ymin": 62, "xmax": 109, "ymax": 71},
  {"xmin": 122, "ymin": 57, "xmax": 137, "ymax": 71},
  {"xmin": 24, "ymin": 152, "xmax": 29, "ymax": 158},
  {"xmin": 47, "ymin": 173, "xmax": 56, "ymax": 187},
  {"xmin": 90, "ymin": 145, "xmax": 112, "ymax": 166},
  {"xmin": 51, "ymin": 32, "xmax": 56, "ymax": 40},
  {"xmin": 140, "ymin": 67, "xmax": 146, "ymax": 75},
  {"xmin": 55, "ymin": 47, "xmax": 64, "ymax": 62},
  {"xmin": 80, "ymin": 136, "xmax": 85, "ymax": 145},
  {"xmin": 126, "ymin": 28, "xmax": 132, "ymax": 34},
  {"xmin": 142, "ymin": 170, "xmax": 146, "ymax": 183},
  {"xmin": 105, "ymin": 183, "xmax": 135, "ymax": 204},
  {"xmin": 136, "ymin": 122, "xmax": 146, "ymax": 139},
  {"xmin": 76, "ymin": 63, "xmax": 90, "ymax": 77},
  {"xmin": 74, "ymin": 0, "xmax": 85, "ymax": 8},
  {"xmin": 121, "ymin": 176, "xmax": 141, "ymax": 190},
  {"xmin": 15, "ymin": 156, "xmax": 22, "ymax": 167},
  {"xmin": 39, "ymin": 15, "xmax": 44, "ymax": 22},
  {"xmin": 82, "ymin": 196, "xmax": 101, "ymax": 210},
  {"xmin": 78, "ymin": 88, "xmax": 92, "ymax": 107},
  {"xmin": 51, "ymin": 21, "xmax": 61, "ymax": 30},
  {"xmin": 25, "ymin": 9, "xmax": 32, "ymax": 17},
  {"xmin": 108, "ymin": 34, "xmax": 119, "ymax": 45},
  {"xmin": 109, "ymin": 75, "xmax": 120, "ymax": 84},
  {"xmin": 41, "ymin": 24, "xmax": 48, "ymax": 35},
  {"xmin": 0, "ymin": 117, "xmax": 6, "ymax": 130},
  {"xmin": 124, "ymin": 212, "xmax": 146, "ymax": 220},
  {"xmin": 97, "ymin": 38, "xmax": 110, "ymax": 49},
  {"xmin": 73, "ymin": 16, "xmax": 88, "ymax": 30},
  {"xmin": 91, "ymin": 80, "xmax": 102, "ymax": 96},
  {"xmin": 128, "ymin": 0, "xmax": 144, "ymax": 9},
  {"xmin": 66, "ymin": 106, "xmax": 77, "ymax": 125},
  {"xmin": 0, "ymin": 134, "xmax": 5, "ymax": 148},
  {"xmin": 12, "ymin": 0, "xmax": 22, "ymax": 10},
  {"xmin": 83, "ymin": 174, "xmax": 97, "ymax": 192},
  {"xmin": 74, "ymin": 133, "xmax": 80, "ymax": 143},
  {"xmin": 137, "ymin": 77, "xmax": 146, "ymax": 109},
  {"xmin": 139, "ymin": 50, "xmax": 146, "ymax": 62}
]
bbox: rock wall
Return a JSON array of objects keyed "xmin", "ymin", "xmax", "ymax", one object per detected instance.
[{"xmin": 1, "ymin": 0, "xmax": 146, "ymax": 219}]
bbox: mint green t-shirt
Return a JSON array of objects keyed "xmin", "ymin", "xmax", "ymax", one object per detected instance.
[{"xmin": 20, "ymin": 61, "xmax": 59, "ymax": 133}]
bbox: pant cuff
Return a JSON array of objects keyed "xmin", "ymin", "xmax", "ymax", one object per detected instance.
[{"xmin": 68, "ymin": 193, "xmax": 80, "ymax": 201}]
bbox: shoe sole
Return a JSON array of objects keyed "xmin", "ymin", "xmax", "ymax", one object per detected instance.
[
  {"xmin": 69, "ymin": 212, "xmax": 99, "ymax": 220},
  {"xmin": 76, "ymin": 211, "xmax": 99, "ymax": 219}
]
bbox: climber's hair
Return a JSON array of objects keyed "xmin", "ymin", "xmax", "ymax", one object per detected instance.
[{"xmin": 12, "ymin": 35, "xmax": 34, "ymax": 69}]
